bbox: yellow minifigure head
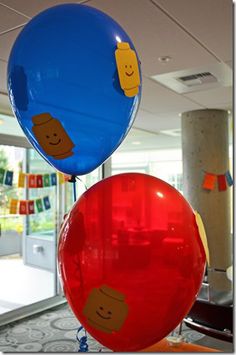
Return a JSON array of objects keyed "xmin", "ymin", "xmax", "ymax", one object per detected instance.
[{"xmin": 115, "ymin": 42, "xmax": 140, "ymax": 97}]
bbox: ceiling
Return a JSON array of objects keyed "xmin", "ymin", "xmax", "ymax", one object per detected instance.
[{"xmin": 0, "ymin": 0, "xmax": 233, "ymax": 148}]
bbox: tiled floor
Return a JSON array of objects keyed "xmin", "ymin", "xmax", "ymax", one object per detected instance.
[
  {"xmin": 0, "ymin": 258, "xmax": 55, "ymax": 314},
  {"xmin": 0, "ymin": 303, "xmax": 233, "ymax": 353}
]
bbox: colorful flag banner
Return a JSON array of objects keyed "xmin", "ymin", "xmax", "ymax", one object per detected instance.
[
  {"xmin": 202, "ymin": 173, "xmax": 216, "ymax": 190},
  {"xmin": 18, "ymin": 172, "xmax": 26, "ymax": 187},
  {"xmin": 19, "ymin": 200, "xmax": 27, "ymax": 215},
  {"xmin": 202, "ymin": 170, "xmax": 233, "ymax": 192},
  {"xmin": 217, "ymin": 174, "xmax": 227, "ymax": 191},
  {"xmin": 9, "ymin": 199, "xmax": 18, "ymax": 214},
  {"xmin": 28, "ymin": 174, "xmax": 37, "ymax": 188},
  {"xmin": 2, "ymin": 170, "xmax": 65, "ymax": 188},
  {"xmin": 4, "ymin": 171, "xmax": 13, "ymax": 186},
  {"xmin": 43, "ymin": 196, "xmax": 51, "ymax": 210},
  {"xmin": 28, "ymin": 200, "xmax": 35, "ymax": 214},
  {"xmin": 225, "ymin": 170, "xmax": 233, "ymax": 186},
  {"xmin": 36, "ymin": 198, "xmax": 44, "ymax": 213},
  {"xmin": 43, "ymin": 174, "xmax": 51, "ymax": 187},
  {"xmin": 9, "ymin": 196, "xmax": 51, "ymax": 215},
  {"xmin": 51, "ymin": 173, "xmax": 57, "ymax": 186},
  {"xmin": 36, "ymin": 175, "xmax": 43, "ymax": 188},
  {"xmin": 0, "ymin": 168, "xmax": 5, "ymax": 184}
]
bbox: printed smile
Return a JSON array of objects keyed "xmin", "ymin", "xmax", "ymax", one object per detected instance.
[
  {"xmin": 49, "ymin": 139, "xmax": 61, "ymax": 145},
  {"xmin": 125, "ymin": 71, "xmax": 134, "ymax": 77},
  {"xmin": 96, "ymin": 311, "xmax": 111, "ymax": 320}
]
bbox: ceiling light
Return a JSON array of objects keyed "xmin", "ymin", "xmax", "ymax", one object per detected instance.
[
  {"xmin": 158, "ymin": 56, "xmax": 172, "ymax": 63},
  {"xmin": 0, "ymin": 119, "xmax": 4, "ymax": 125},
  {"xmin": 228, "ymin": 110, "xmax": 231, "ymax": 114},
  {"xmin": 132, "ymin": 141, "xmax": 141, "ymax": 145}
]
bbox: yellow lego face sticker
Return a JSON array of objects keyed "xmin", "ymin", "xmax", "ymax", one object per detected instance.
[
  {"xmin": 83, "ymin": 285, "xmax": 128, "ymax": 334},
  {"xmin": 115, "ymin": 42, "xmax": 140, "ymax": 97},
  {"xmin": 194, "ymin": 211, "xmax": 210, "ymax": 265}
]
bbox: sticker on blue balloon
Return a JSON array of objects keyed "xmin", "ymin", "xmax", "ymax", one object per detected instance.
[{"xmin": 8, "ymin": 4, "xmax": 141, "ymax": 176}]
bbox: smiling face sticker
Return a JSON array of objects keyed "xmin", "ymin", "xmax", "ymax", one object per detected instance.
[
  {"xmin": 83, "ymin": 285, "xmax": 128, "ymax": 334},
  {"xmin": 115, "ymin": 42, "xmax": 140, "ymax": 97},
  {"xmin": 32, "ymin": 113, "xmax": 75, "ymax": 159}
]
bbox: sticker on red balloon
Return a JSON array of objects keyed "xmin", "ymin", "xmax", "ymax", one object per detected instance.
[
  {"xmin": 32, "ymin": 113, "xmax": 75, "ymax": 160},
  {"xmin": 83, "ymin": 285, "xmax": 128, "ymax": 334}
]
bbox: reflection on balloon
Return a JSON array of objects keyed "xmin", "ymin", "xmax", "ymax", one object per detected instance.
[
  {"xmin": 58, "ymin": 173, "xmax": 206, "ymax": 351},
  {"xmin": 8, "ymin": 4, "xmax": 141, "ymax": 175}
]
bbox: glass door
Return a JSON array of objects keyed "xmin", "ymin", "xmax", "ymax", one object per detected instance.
[
  {"xmin": 0, "ymin": 137, "xmax": 102, "ymax": 323},
  {"xmin": 0, "ymin": 144, "xmax": 58, "ymax": 315}
]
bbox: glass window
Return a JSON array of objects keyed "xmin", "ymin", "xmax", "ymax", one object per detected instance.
[
  {"xmin": 0, "ymin": 145, "xmax": 57, "ymax": 314},
  {"xmin": 65, "ymin": 168, "xmax": 102, "ymax": 214},
  {"xmin": 27, "ymin": 149, "xmax": 56, "ymax": 236},
  {"xmin": 111, "ymin": 128, "xmax": 183, "ymax": 193},
  {"xmin": 0, "ymin": 145, "xmax": 25, "ymax": 239}
]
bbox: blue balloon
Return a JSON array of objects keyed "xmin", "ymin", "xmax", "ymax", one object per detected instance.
[{"xmin": 8, "ymin": 4, "xmax": 141, "ymax": 175}]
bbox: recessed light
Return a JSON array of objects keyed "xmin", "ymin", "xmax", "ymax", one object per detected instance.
[
  {"xmin": 0, "ymin": 119, "xmax": 4, "ymax": 125},
  {"xmin": 228, "ymin": 110, "xmax": 231, "ymax": 114},
  {"xmin": 158, "ymin": 56, "xmax": 172, "ymax": 63},
  {"xmin": 132, "ymin": 141, "xmax": 141, "ymax": 145},
  {"xmin": 178, "ymin": 113, "xmax": 182, "ymax": 117}
]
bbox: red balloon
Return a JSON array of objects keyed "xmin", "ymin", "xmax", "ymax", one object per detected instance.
[{"xmin": 58, "ymin": 173, "xmax": 206, "ymax": 351}]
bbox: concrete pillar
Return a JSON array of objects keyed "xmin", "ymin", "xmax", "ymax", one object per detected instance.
[{"xmin": 181, "ymin": 109, "xmax": 232, "ymax": 295}]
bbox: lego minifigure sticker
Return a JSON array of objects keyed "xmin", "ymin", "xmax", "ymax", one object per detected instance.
[
  {"xmin": 83, "ymin": 285, "xmax": 128, "ymax": 334},
  {"xmin": 115, "ymin": 42, "xmax": 140, "ymax": 97}
]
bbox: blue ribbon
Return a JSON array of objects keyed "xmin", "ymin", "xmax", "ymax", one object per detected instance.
[{"xmin": 76, "ymin": 326, "xmax": 89, "ymax": 352}]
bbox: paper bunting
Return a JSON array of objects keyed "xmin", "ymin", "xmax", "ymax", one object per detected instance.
[
  {"xmin": 51, "ymin": 173, "xmax": 57, "ymax": 186},
  {"xmin": 28, "ymin": 174, "xmax": 37, "ymax": 188},
  {"xmin": 202, "ymin": 173, "xmax": 216, "ymax": 190},
  {"xmin": 217, "ymin": 174, "xmax": 227, "ymax": 191},
  {"xmin": 19, "ymin": 200, "xmax": 27, "ymax": 214},
  {"xmin": 18, "ymin": 172, "xmax": 26, "ymax": 187},
  {"xmin": 202, "ymin": 170, "xmax": 233, "ymax": 192},
  {"xmin": 9, "ymin": 196, "xmax": 51, "ymax": 215},
  {"xmin": 1, "ymin": 170, "xmax": 67, "ymax": 188},
  {"xmin": 225, "ymin": 170, "xmax": 233, "ymax": 186},
  {"xmin": 9, "ymin": 199, "xmax": 18, "ymax": 214},
  {"xmin": 43, "ymin": 196, "xmax": 51, "ymax": 210},
  {"xmin": 36, "ymin": 175, "xmax": 43, "ymax": 188},
  {"xmin": 36, "ymin": 198, "xmax": 44, "ymax": 213},
  {"xmin": 43, "ymin": 174, "xmax": 51, "ymax": 187},
  {"xmin": 58, "ymin": 172, "xmax": 66, "ymax": 184},
  {"xmin": 4, "ymin": 171, "xmax": 13, "ymax": 186},
  {"xmin": 28, "ymin": 200, "xmax": 35, "ymax": 214}
]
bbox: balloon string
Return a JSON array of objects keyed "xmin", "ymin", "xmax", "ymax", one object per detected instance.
[
  {"xmin": 76, "ymin": 326, "xmax": 89, "ymax": 352},
  {"xmin": 71, "ymin": 181, "xmax": 88, "ymax": 352},
  {"xmin": 73, "ymin": 179, "xmax": 77, "ymax": 202},
  {"xmin": 68, "ymin": 175, "xmax": 77, "ymax": 202},
  {"xmin": 76, "ymin": 176, "xmax": 88, "ymax": 190}
]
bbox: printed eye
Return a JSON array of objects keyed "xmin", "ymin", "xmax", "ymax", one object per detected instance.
[
  {"xmin": 99, "ymin": 306, "xmax": 104, "ymax": 310},
  {"xmin": 125, "ymin": 65, "xmax": 127, "ymax": 68},
  {"xmin": 46, "ymin": 135, "xmax": 50, "ymax": 138},
  {"xmin": 53, "ymin": 133, "xmax": 57, "ymax": 137},
  {"xmin": 130, "ymin": 65, "xmax": 132, "ymax": 68},
  {"xmin": 108, "ymin": 311, "xmax": 112, "ymax": 315}
]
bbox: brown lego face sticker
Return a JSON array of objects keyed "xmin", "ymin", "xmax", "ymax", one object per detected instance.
[
  {"xmin": 32, "ymin": 113, "xmax": 75, "ymax": 159},
  {"xmin": 83, "ymin": 285, "xmax": 128, "ymax": 334}
]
